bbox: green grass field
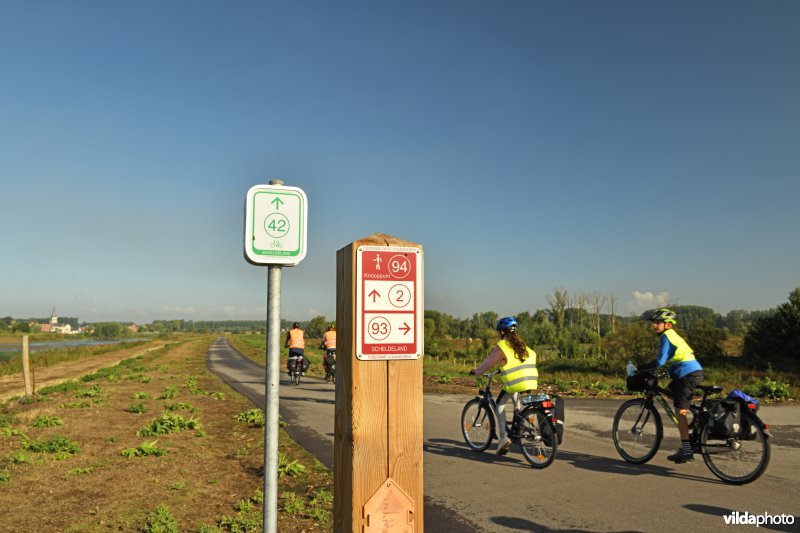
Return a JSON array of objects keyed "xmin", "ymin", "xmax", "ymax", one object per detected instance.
[{"xmin": 229, "ymin": 333, "xmax": 797, "ymax": 402}]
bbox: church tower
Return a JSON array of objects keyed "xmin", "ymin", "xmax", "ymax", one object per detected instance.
[{"xmin": 50, "ymin": 307, "xmax": 58, "ymax": 325}]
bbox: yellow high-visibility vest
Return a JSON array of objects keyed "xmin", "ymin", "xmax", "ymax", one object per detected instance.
[
  {"xmin": 663, "ymin": 329, "xmax": 695, "ymax": 364},
  {"xmin": 497, "ymin": 340, "xmax": 538, "ymax": 393}
]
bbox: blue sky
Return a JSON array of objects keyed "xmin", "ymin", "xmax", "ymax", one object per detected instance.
[{"xmin": 1, "ymin": 1, "xmax": 798, "ymax": 324}]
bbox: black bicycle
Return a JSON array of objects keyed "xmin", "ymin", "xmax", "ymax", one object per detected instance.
[
  {"xmin": 612, "ymin": 370, "xmax": 771, "ymax": 484},
  {"xmin": 324, "ymin": 350, "xmax": 336, "ymax": 384},
  {"xmin": 288, "ymin": 354, "xmax": 304, "ymax": 385},
  {"xmin": 461, "ymin": 370, "xmax": 558, "ymax": 468}
]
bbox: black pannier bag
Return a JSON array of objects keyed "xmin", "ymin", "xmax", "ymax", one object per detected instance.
[
  {"xmin": 552, "ymin": 394, "xmax": 564, "ymax": 445},
  {"xmin": 288, "ymin": 357, "xmax": 310, "ymax": 372},
  {"xmin": 626, "ymin": 372, "xmax": 656, "ymax": 392},
  {"xmin": 738, "ymin": 414, "xmax": 758, "ymax": 440},
  {"xmin": 525, "ymin": 394, "xmax": 563, "ymax": 446},
  {"xmin": 706, "ymin": 399, "xmax": 741, "ymax": 439}
]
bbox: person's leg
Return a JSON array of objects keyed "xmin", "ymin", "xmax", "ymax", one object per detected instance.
[
  {"xmin": 494, "ymin": 391, "xmax": 512, "ymax": 454},
  {"xmin": 668, "ymin": 372, "xmax": 703, "ymax": 463}
]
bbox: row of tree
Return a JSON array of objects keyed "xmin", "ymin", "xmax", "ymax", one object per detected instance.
[
  {"xmin": 281, "ymin": 288, "xmax": 799, "ymax": 370},
  {"xmin": 421, "ymin": 287, "xmax": 799, "ymax": 371},
  {"xmin": 2, "ymin": 288, "xmax": 796, "ymax": 369}
]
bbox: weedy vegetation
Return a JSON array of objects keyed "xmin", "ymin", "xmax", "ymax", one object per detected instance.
[{"xmin": 0, "ymin": 335, "xmax": 333, "ymax": 531}]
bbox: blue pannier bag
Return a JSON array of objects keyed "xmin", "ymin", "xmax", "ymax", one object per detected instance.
[
  {"xmin": 727, "ymin": 389, "xmax": 759, "ymax": 409},
  {"xmin": 727, "ymin": 389, "xmax": 760, "ymax": 440}
]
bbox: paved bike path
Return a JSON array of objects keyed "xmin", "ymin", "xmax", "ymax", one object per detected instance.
[
  {"xmin": 205, "ymin": 336, "xmax": 476, "ymax": 531},
  {"xmin": 207, "ymin": 337, "xmax": 800, "ymax": 532}
]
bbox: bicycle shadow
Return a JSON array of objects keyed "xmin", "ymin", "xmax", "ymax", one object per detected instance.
[
  {"xmin": 556, "ymin": 449, "xmax": 721, "ymax": 485},
  {"xmin": 487, "ymin": 515, "xmax": 643, "ymax": 533},
  {"xmin": 425, "ymin": 437, "xmax": 721, "ymax": 484},
  {"xmin": 424, "ymin": 437, "xmax": 543, "ymax": 470},
  {"xmin": 279, "ymin": 378, "xmax": 336, "ymax": 405},
  {"xmin": 280, "ymin": 394, "xmax": 336, "ymax": 406}
]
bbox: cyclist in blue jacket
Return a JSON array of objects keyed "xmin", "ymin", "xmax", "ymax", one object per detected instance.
[{"xmin": 640, "ymin": 308, "xmax": 704, "ymax": 463}]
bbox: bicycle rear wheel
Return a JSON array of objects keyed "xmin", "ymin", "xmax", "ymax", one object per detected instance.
[
  {"xmin": 700, "ymin": 411, "xmax": 770, "ymax": 485},
  {"xmin": 518, "ymin": 407, "xmax": 557, "ymax": 468},
  {"xmin": 612, "ymin": 398, "xmax": 663, "ymax": 464},
  {"xmin": 461, "ymin": 399, "xmax": 494, "ymax": 452}
]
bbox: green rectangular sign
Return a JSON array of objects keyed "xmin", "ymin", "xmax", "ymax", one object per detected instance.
[{"xmin": 244, "ymin": 184, "xmax": 308, "ymax": 266}]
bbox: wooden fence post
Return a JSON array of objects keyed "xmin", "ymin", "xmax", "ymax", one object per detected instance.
[
  {"xmin": 335, "ymin": 233, "xmax": 424, "ymax": 532},
  {"xmin": 22, "ymin": 335, "xmax": 33, "ymax": 396}
]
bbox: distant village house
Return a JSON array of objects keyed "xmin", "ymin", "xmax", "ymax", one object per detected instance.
[{"xmin": 34, "ymin": 308, "xmax": 81, "ymax": 334}]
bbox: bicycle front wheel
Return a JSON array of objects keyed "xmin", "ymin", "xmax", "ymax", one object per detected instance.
[
  {"xmin": 701, "ymin": 411, "xmax": 770, "ymax": 485},
  {"xmin": 518, "ymin": 407, "xmax": 557, "ymax": 468},
  {"xmin": 461, "ymin": 399, "xmax": 494, "ymax": 452},
  {"xmin": 612, "ymin": 398, "xmax": 663, "ymax": 464}
]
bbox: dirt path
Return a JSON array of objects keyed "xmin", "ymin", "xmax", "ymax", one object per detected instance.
[{"xmin": 0, "ymin": 341, "xmax": 168, "ymax": 402}]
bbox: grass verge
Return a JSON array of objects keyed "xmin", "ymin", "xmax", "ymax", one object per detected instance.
[{"xmin": 0, "ymin": 335, "xmax": 332, "ymax": 532}]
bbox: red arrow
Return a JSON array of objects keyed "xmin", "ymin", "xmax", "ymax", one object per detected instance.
[
  {"xmin": 399, "ymin": 322, "xmax": 411, "ymax": 335},
  {"xmin": 368, "ymin": 289, "xmax": 381, "ymax": 302}
]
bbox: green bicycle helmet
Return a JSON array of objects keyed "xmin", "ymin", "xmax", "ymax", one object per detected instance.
[{"xmin": 649, "ymin": 308, "xmax": 677, "ymax": 325}]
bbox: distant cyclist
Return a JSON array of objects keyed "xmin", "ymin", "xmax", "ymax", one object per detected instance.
[
  {"xmin": 321, "ymin": 323, "xmax": 336, "ymax": 382},
  {"xmin": 639, "ymin": 308, "xmax": 704, "ymax": 463},
  {"xmin": 470, "ymin": 317, "xmax": 538, "ymax": 455},
  {"xmin": 285, "ymin": 322, "xmax": 306, "ymax": 375}
]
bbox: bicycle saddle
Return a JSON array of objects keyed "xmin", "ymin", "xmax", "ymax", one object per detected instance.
[{"xmin": 697, "ymin": 384, "xmax": 723, "ymax": 393}]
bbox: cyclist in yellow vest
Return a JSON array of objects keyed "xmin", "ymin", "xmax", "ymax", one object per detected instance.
[
  {"xmin": 470, "ymin": 316, "xmax": 538, "ymax": 455},
  {"xmin": 321, "ymin": 324, "xmax": 336, "ymax": 382},
  {"xmin": 640, "ymin": 308, "xmax": 704, "ymax": 463},
  {"xmin": 285, "ymin": 322, "xmax": 306, "ymax": 375}
]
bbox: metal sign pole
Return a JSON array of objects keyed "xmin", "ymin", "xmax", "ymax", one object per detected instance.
[
  {"xmin": 245, "ymin": 177, "xmax": 307, "ymax": 532},
  {"xmin": 264, "ymin": 264, "xmax": 282, "ymax": 533}
]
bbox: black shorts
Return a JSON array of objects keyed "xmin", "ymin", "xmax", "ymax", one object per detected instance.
[{"xmin": 668, "ymin": 370, "xmax": 704, "ymax": 410}]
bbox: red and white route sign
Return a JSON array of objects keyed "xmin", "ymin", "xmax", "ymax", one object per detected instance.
[{"xmin": 356, "ymin": 245, "xmax": 423, "ymax": 360}]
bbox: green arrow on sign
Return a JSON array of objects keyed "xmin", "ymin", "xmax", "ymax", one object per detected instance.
[{"xmin": 271, "ymin": 197, "xmax": 284, "ymax": 210}]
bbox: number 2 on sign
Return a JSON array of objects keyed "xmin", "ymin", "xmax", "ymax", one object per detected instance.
[
  {"xmin": 389, "ymin": 284, "xmax": 411, "ymax": 308},
  {"xmin": 388, "ymin": 255, "xmax": 411, "ymax": 279}
]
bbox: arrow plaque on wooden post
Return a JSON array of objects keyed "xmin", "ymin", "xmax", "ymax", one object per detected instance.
[{"xmin": 335, "ymin": 233, "xmax": 424, "ymax": 532}]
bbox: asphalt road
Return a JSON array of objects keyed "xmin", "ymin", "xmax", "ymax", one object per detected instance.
[{"xmin": 207, "ymin": 337, "xmax": 800, "ymax": 532}]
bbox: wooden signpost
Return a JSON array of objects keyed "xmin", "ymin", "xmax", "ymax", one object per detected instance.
[{"xmin": 335, "ymin": 233, "xmax": 424, "ymax": 532}]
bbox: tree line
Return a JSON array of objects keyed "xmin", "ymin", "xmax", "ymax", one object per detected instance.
[
  {"xmin": 421, "ymin": 287, "xmax": 798, "ymax": 372},
  {"xmin": 3, "ymin": 288, "xmax": 797, "ymax": 369}
]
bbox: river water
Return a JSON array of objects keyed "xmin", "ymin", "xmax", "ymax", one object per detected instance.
[{"xmin": 0, "ymin": 338, "xmax": 148, "ymax": 356}]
